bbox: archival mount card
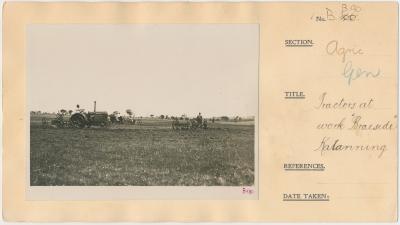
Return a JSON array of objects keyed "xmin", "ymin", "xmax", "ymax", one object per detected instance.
[{"xmin": 2, "ymin": 2, "xmax": 398, "ymax": 222}]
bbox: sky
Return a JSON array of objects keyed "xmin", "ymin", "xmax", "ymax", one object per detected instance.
[{"xmin": 28, "ymin": 24, "xmax": 259, "ymax": 118}]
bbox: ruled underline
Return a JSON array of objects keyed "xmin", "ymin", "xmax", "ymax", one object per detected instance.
[
  {"xmin": 285, "ymin": 97, "xmax": 306, "ymax": 99},
  {"xmin": 285, "ymin": 45, "xmax": 314, "ymax": 47},
  {"xmin": 283, "ymin": 199, "xmax": 330, "ymax": 201},
  {"xmin": 284, "ymin": 168, "xmax": 325, "ymax": 171}
]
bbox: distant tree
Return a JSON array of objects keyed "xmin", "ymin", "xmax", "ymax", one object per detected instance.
[
  {"xmin": 221, "ymin": 116, "xmax": 229, "ymax": 121},
  {"xmin": 160, "ymin": 115, "xmax": 165, "ymax": 119},
  {"xmin": 150, "ymin": 114, "xmax": 154, "ymax": 118},
  {"xmin": 126, "ymin": 109, "xmax": 133, "ymax": 116},
  {"xmin": 234, "ymin": 116, "xmax": 242, "ymax": 122}
]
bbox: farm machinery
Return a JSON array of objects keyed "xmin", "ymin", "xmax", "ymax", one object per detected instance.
[
  {"xmin": 48, "ymin": 101, "xmax": 110, "ymax": 128},
  {"xmin": 172, "ymin": 115, "xmax": 208, "ymax": 130},
  {"xmin": 69, "ymin": 101, "xmax": 110, "ymax": 128},
  {"xmin": 50, "ymin": 113, "xmax": 70, "ymax": 128}
]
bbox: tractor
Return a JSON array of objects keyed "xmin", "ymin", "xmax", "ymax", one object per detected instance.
[{"xmin": 70, "ymin": 101, "xmax": 110, "ymax": 128}]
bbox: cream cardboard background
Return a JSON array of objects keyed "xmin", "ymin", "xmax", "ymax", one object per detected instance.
[{"xmin": 3, "ymin": 2, "xmax": 398, "ymax": 222}]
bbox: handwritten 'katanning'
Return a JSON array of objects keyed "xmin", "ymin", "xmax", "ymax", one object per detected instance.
[{"xmin": 314, "ymin": 137, "xmax": 387, "ymax": 158}]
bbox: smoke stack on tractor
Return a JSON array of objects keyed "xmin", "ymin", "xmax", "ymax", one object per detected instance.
[{"xmin": 94, "ymin": 101, "xmax": 96, "ymax": 112}]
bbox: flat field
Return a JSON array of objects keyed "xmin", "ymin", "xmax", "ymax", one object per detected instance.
[{"xmin": 30, "ymin": 116, "xmax": 255, "ymax": 186}]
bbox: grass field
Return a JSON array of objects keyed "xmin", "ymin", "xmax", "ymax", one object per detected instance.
[{"xmin": 30, "ymin": 116, "xmax": 255, "ymax": 186}]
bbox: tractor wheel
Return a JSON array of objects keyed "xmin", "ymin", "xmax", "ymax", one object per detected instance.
[{"xmin": 70, "ymin": 114, "xmax": 86, "ymax": 128}]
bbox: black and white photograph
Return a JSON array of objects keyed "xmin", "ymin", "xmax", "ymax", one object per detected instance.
[{"xmin": 28, "ymin": 24, "xmax": 259, "ymax": 190}]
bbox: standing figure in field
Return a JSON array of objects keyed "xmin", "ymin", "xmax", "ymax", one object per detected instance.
[
  {"xmin": 196, "ymin": 113, "xmax": 203, "ymax": 126},
  {"xmin": 203, "ymin": 119, "xmax": 208, "ymax": 129}
]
